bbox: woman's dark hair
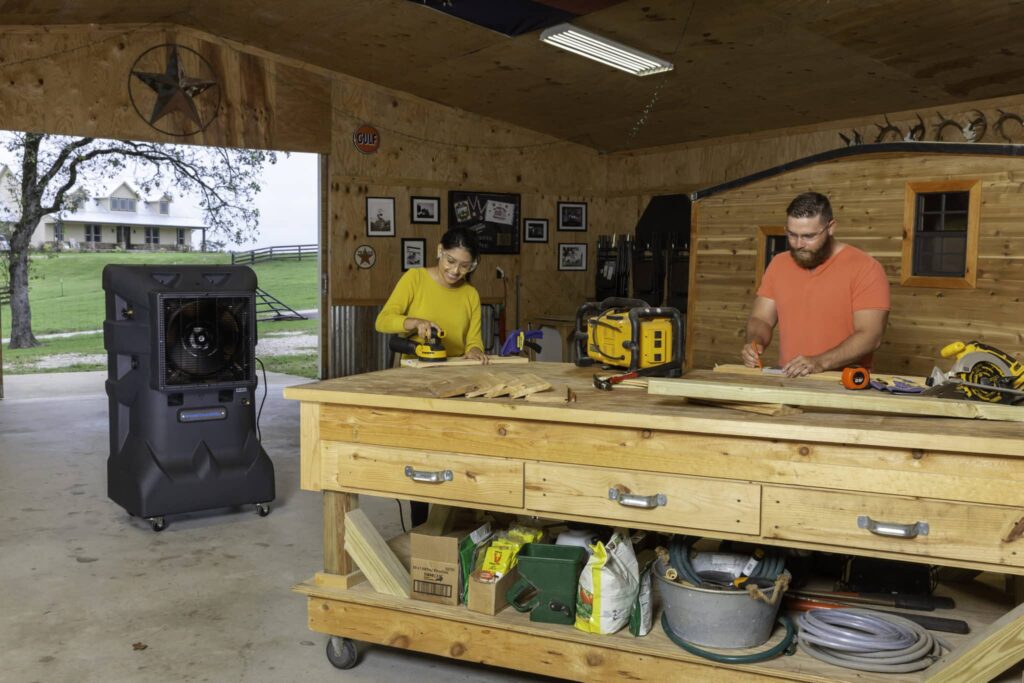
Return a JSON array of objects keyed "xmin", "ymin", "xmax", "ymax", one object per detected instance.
[{"xmin": 440, "ymin": 227, "xmax": 481, "ymax": 262}]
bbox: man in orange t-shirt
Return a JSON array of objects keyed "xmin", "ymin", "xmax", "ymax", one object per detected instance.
[{"xmin": 741, "ymin": 191, "xmax": 890, "ymax": 377}]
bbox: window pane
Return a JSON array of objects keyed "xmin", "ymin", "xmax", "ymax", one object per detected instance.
[
  {"xmin": 945, "ymin": 192, "xmax": 970, "ymax": 212},
  {"xmin": 921, "ymin": 193, "xmax": 943, "ymax": 212},
  {"xmin": 920, "ymin": 213, "xmax": 942, "ymax": 232},
  {"xmin": 943, "ymin": 212, "xmax": 967, "ymax": 232}
]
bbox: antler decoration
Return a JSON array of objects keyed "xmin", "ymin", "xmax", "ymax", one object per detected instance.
[
  {"xmin": 873, "ymin": 115, "xmax": 902, "ymax": 143},
  {"xmin": 995, "ymin": 109, "xmax": 1024, "ymax": 143}
]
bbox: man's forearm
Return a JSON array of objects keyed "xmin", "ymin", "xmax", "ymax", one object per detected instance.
[
  {"xmin": 745, "ymin": 317, "xmax": 773, "ymax": 349},
  {"xmin": 815, "ymin": 330, "xmax": 883, "ymax": 370}
]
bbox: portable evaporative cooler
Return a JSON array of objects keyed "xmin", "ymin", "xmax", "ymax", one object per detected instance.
[{"xmin": 102, "ymin": 264, "xmax": 275, "ymax": 531}]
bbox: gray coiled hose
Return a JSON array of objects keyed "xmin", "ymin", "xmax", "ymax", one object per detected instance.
[{"xmin": 798, "ymin": 608, "xmax": 951, "ymax": 673}]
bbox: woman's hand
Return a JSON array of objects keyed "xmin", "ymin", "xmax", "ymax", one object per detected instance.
[
  {"xmin": 465, "ymin": 347, "xmax": 489, "ymax": 364},
  {"xmin": 404, "ymin": 317, "xmax": 437, "ymax": 340}
]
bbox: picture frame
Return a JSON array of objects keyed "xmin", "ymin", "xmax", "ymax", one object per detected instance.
[
  {"xmin": 558, "ymin": 243, "xmax": 588, "ymax": 271},
  {"xmin": 401, "ymin": 238, "xmax": 427, "ymax": 271},
  {"xmin": 523, "ymin": 218, "xmax": 549, "ymax": 243},
  {"xmin": 448, "ymin": 190, "xmax": 521, "ymax": 254},
  {"xmin": 557, "ymin": 201, "xmax": 587, "ymax": 231},
  {"xmin": 410, "ymin": 196, "xmax": 440, "ymax": 224},
  {"xmin": 366, "ymin": 197, "xmax": 395, "ymax": 236}
]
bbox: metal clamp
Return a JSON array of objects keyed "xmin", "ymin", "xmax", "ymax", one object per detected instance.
[
  {"xmin": 608, "ymin": 487, "xmax": 667, "ymax": 509},
  {"xmin": 404, "ymin": 466, "xmax": 454, "ymax": 484},
  {"xmin": 857, "ymin": 515, "xmax": 929, "ymax": 538}
]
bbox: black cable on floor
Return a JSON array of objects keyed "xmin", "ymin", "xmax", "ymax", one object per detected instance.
[
  {"xmin": 395, "ymin": 499, "xmax": 407, "ymax": 533},
  {"xmin": 255, "ymin": 357, "xmax": 268, "ymax": 442}
]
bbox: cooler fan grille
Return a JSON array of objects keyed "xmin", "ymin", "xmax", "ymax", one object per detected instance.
[{"xmin": 159, "ymin": 295, "xmax": 253, "ymax": 388}]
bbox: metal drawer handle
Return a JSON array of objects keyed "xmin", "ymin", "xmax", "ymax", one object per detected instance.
[
  {"xmin": 857, "ymin": 515, "xmax": 929, "ymax": 538},
  {"xmin": 404, "ymin": 466, "xmax": 454, "ymax": 484},
  {"xmin": 608, "ymin": 487, "xmax": 667, "ymax": 509}
]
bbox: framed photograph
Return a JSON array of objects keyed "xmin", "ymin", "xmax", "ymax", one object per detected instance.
[
  {"xmin": 523, "ymin": 218, "xmax": 548, "ymax": 243},
  {"xmin": 448, "ymin": 190, "xmax": 520, "ymax": 254},
  {"xmin": 401, "ymin": 238, "xmax": 426, "ymax": 271},
  {"xmin": 558, "ymin": 243, "xmax": 588, "ymax": 271},
  {"xmin": 366, "ymin": 197, "xmax": 395, "ymax": 236},
  {"xmin": 410, "ymin": 196, "xmax": 440, "ymax": 224},
  {"xmin": 557, "ymin": 202, "xmax": 587, "ymax": 231}
]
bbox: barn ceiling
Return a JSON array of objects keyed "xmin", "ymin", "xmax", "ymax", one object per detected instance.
[{"xmin": 3, "ymin": 0, "xmax": 1024, "ymax": 153}]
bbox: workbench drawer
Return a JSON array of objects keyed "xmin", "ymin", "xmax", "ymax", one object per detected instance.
[
  {"xmin": 321, "ymin": 442, "xmax": 523, "ymax": 508},
  {"xmin": 525, "ymin": 462, "xmax": 760, "ymax": 535},
  {"xmin": 763, "ymin": 486, "xmax": 1024, "ymax": 568}
]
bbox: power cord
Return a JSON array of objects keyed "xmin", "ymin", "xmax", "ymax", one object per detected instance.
[
  {"xmin": 395, "ymin": 500, "xmax": 407, "ymax": 534},
  {"xmin": 797, "ymin": 608, "xmax": 950, "ymax": 673},
  {"xmin": 255, "ymin": 357, "xmax": 268, "ymax": 442}
]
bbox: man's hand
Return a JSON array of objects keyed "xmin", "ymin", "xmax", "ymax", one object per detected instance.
[
  {"xmin": 741, "ymin": 341, "xmax": 764, "ymax": 368},
  {"xmin": 465, "ymin": 347, "xmax": 489, "ymax": 364},
  {"xmin": 782, "ymin": 354, "xmax": 826, "ymax": 377}
]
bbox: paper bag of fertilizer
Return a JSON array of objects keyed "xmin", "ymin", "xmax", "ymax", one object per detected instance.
[{"xmin": 574, "ymin": 529, "xmax": 639, "ymax": 635}]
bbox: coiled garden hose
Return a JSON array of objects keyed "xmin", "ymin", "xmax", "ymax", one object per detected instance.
[
  {"xmin": 668, "ymin": 536, "xmax": 786, "ymax": 586},
  {"xmin": 797, "ymin": 608, "xmax": 951, "ymax": 673},
  {"xmin": 661, "ymin": 612, "xmax": 797, "ymax": 664}
]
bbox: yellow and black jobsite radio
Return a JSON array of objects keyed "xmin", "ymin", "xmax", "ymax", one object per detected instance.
[{"xmin": 573, "ymin": 297, "xmax": 683, "ymax": 375}]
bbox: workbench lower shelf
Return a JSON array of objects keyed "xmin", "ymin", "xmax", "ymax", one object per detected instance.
[{"xmin": 294, "ymin": 577, "xmax": 1004, "ymax": 683}]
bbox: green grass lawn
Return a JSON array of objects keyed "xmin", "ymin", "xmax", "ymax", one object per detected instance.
[
  {"xmin": 2, "ymin": 251, "xmax": 318, "ymax": 334},
  {"xmin": 2, "ymin": 251, "xmax": 320, "ymax": 378}
]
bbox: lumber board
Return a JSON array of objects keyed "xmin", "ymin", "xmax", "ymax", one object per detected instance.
[
  {"xmin": 427, "ymin": 378, "xmax": 478, "ymax": 398},
  {"xmin": 925, "ymin": 599, "xmax": 1024, "ymax": 682},
  {"xmin": 712, "ymin": 364, "xmax": 928, "ymax": 386},
  {"xmin": 507, "ymin": 373, "xmax": 552, "ymax": 398},
  {"xmin": 343, "ymin": 508, "xmax": 411, "ymax": 598},
  {"xmin": 523, "ymin": 385, "xmax": 576, "ymax": 403},
  {"xmin": 689, "ymin": 398, "xmax": 803, "ymax": 417},
  {"xmin": 401, "ymin": 356, "xmax": 529, "ymax": 368},
  {"xmin": 649, "ymin": 370, "xmax": 1024, "ymax": 423}
]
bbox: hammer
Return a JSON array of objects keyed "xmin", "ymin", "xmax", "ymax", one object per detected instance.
[{"xmin": 593, "ymin": 361, "xmax": 679, "ymax": 390}]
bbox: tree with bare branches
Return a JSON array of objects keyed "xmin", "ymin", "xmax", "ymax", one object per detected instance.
[{"xmin": 2, "ymin": 132, "xmax": 276, "ymax": 348}]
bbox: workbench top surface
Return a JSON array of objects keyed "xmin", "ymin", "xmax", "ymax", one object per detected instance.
[{"xmin": 283, "ymin": 362, "xmax": 1024, "ymax": 457}]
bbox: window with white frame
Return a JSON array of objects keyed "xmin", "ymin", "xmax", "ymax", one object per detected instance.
[
  {"xmin": 145, "ymin": 227, "xmax": 160, "ymax": 245},
  {"xmin": 85, "ymin": 224, "xmax": 102, "ymax": 242},
  {"xmin": 160, "ymin": 200, "xmax": 170, "ymax": 215},
  {"xmin": 54, "ymin": 221, "xmax": 64, "ymax": 241},
  {"xmin": 176, "ymin": 228, "xmax": 186, "ymax": 246},
  {"xmin": 111, "ymin": 197, "xmax": 137, "ymax": 212}
]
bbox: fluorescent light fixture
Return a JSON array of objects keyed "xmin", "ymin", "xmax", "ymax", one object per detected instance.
[{"xmin": 540, "ymin": 23, "xmax": 673, "ymax": 77}]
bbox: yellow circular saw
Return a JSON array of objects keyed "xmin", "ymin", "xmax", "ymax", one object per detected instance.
[{"xmin": 933, "ymin": 341, "xmax": 1024, "ymax": 403}]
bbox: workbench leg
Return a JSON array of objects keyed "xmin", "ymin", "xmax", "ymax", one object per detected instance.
[
  {"xmin": 323, "ymin": 490, "xmax": 357, "ymax": 575},
  {"xmin": 924, "ymin": 599, "xmax": 1024, "ymax": 682}
]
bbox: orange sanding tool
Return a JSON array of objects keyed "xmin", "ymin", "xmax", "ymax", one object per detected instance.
[{"xmin": 841, "ymin": 366, "xmax": 870, "ymax": 390}]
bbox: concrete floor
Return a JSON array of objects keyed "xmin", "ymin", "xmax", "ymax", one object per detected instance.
[{"xmin": 1, "ymin": 371, "xmax": 544, "ymax": 683}]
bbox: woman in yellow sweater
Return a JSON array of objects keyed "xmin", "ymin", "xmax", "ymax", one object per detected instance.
[{"xmin": 376, "ymin": 227, "xmax": 488, "ymax": 362}]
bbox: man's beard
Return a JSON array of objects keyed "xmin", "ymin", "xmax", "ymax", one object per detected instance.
[{"xmin": 791, "ymin": 234, "xmax": 833, "ymax": 270}]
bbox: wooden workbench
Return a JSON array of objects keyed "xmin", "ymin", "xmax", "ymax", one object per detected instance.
[{"xmin": 285, "ymin": 362, "xmax": 1024, "ymax": 682}]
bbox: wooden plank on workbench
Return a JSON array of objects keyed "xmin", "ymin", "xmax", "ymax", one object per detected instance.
[
  {"xmin": 649, "ymin": 371, "xmax": 1024, "ymax": 423},
  {"xmin": 713, "ymin": 363, "xmax": 928, "ymax": 386},
  {"xmin": 401, "ymin": 356, "xmax": 529, "ymax": 368},
  {"xmin": 925, "ymin": 599, "xmax": 1024, "ymax": 682}
]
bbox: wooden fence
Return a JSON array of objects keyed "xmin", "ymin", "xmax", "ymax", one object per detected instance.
[{"xmin": 231, "ymin": 244, "xmax": 317, "ymax": 264}]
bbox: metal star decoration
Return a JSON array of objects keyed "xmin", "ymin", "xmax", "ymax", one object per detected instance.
[{"xmin": 131, "ymin": 45, "xmax": 217, "ymax": 128}]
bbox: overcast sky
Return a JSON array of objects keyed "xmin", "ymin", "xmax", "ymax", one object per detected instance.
[{"xmin": 0, "ymin": 134, "xmax": 319, "ymax": 250}]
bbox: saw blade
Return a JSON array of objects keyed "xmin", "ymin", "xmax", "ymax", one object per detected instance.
[{"xmin": 951, "ymin": 351, "xmax": 1013, "ymax": 378}]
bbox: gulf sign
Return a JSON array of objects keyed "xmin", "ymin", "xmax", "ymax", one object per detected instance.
[{"xmin": 353, "ymin": 124, "xmax": 380, "ymax": 154}]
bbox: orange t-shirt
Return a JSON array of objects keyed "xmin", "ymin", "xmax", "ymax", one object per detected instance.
[{"xmin": 757, "ymin": 245, "xmax": 890, "ymax": 368}]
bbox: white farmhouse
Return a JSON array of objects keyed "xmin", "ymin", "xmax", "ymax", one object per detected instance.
[{"xmin": 29, "ymin": 178, "xmax": 206, "ymax": 251}]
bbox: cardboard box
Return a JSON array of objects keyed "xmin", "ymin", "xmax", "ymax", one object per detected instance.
[
  {"xmin": 410, "ymin": 522, "xmax": 490, "ymax": 606},
  {"xmin": 467, "ymin": 567, "xmax": 519, "ymax": 616}
]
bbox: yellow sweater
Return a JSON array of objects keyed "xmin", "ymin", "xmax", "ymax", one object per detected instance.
[{"xmin": 375, "ymin": 268, "xmax": 484, "ymax": 357}]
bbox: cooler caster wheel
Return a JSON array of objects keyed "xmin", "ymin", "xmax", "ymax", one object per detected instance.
[
  {"xmin": 325, "ymin": 636, "xmax": 359, "ymax": 670},
  {"xmin": 148, "ymin": 517, "xmax": 166, "ymax": 532},
  {"xmin": 255, "ymin": 503, "xmax": 271, "ymax": 517}
]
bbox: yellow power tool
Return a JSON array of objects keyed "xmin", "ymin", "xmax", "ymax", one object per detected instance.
[
  {"xmin": 389, "ymin": 327, "xmax": 447, "ymax": 362},
  {"xmin": 573, "ymin": 297, "xmax": 683, "ymax": 375},
  {"xmin": 927, "ymin": 340, "xmax": 1024, "ymax": 403}
]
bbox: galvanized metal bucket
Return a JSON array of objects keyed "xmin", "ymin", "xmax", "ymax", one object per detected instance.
[{"xmin": 654, "ymin": 558, "xmax": 784, "ymax": 648}]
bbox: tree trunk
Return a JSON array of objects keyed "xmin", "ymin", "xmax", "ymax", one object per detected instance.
[{"xmin": 7, "ymin": 246, "xmax": 37, "ymax": 348}]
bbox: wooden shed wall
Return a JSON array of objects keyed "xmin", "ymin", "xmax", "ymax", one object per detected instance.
[
  {"xmin": 5, "ymin": 24, "xmax": 1024, "ymax": 344},
  {"xmin": 687, "ymin": 152, "xmax": 1024, "ymax": 376}
]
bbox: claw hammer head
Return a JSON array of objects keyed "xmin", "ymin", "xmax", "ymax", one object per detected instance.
[{"xmin": 593, "ymin": 374, "xmax": 614, "ymax": 390}]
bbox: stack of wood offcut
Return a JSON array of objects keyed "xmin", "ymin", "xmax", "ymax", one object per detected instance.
[{"xmin": 428, "ymin": 372, "xmax": 575, "ymax": 404}]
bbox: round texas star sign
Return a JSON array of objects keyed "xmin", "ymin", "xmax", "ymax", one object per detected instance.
[
  {"xmin": 353, "ymin": 244, "xmax": 376, "ymax": 269},
  {"xmin": 352, "ymin": 124, "xmax": 380, "ymax": 154}
]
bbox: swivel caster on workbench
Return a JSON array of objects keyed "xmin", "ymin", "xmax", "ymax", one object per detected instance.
[
  {"xmin": 325, "ymin": 636, "xmax": 359, "ymax": 670},
  {"xmin": 255, "ymin": 502, "xmax": 271, "ymax": 517},
  {"xmin": 148, "ymin": 516, "xmax": 166, "ymax": 532}
]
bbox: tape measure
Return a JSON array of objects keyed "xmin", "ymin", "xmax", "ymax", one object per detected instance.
[{"xmin": 841, "ymin": 366, "xmax": 870, "ymax": 390}]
